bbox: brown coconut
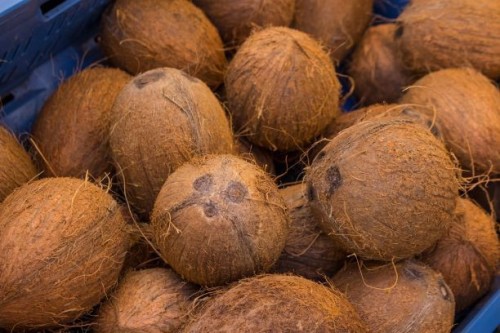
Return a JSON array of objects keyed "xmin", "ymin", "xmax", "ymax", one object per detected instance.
[
  {"xmin": 97, "ymin": 268, "xmax": 197, "ymax": 333},
  {"xmin": 226, "ymin": 27, "xmax": 341, "ymax": 151},
  {"xmin": 151, "ymin": 154, "xmax": 289, "ymax": 287},
  {"xmin": 333, "ymin": 260, "xmax": 455, "ymax": 333},
  {"xmin": 420, "ymin": 198, "xmax": 499, "ymax": 312},
  {"xmin": 397, "ymin": 0, "xmax": 500, "ymax": 80},
  {"xmin": 183, "ymin": 274, "xmax": 368, "ymax": 332},
  {"xmin": 32, "ymin": 67, "xmax": 131, "ymax": 179},
  {"xmin": 110, "ymin": 68, "xmax": 233, "ymax": 217},
  {"xmin": 400, "ymin": 68, "xmax": 500, "ymax": 175},
  {"xmin": 0, "ymin": 178, "xmax": 130, "ymax": 330},
  {"xmin": 233, "ymin": 138, "xmax": 275, "ymax": 174},
  {"xmin": 293, "ymin": 0, "xmax": 373, "ymax": 64},
  {"xmin": 272, "ymin": 183, "xmax": 345, "ymax": 280},
  {"xmin": 306, "ymin": 118, "xmax": 459, "ymax": 261},
  {"xmin": 0, "ymin": 126, "xmax": 37, "ymax": 202},
  {"xmin": 348, "ymin": 24, "xmax": 413, "ymax": 105},
  {"xmin": 193, "ymin": 0, "xmax": 295, "ymax": 48},
  {"xmin": 100, "ymin": 0, "xmax": 226, "ymax": 88}
]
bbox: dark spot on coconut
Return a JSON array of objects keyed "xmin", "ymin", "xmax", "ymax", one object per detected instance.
[
  {"xmin": 134, "ymin": 71, "xmax": 165, "ymax": 89},
  {"xmin": 325, "ymin": 166, "xmax": 342, "ymax": 196},
  {"xmin": 306, "ymin": 183, "xmax": 317, "ymax": 202},
  {"xmin": 225, "ymin": 181, "xmax": 247, "ymax": 203},
  {"xmin": 427, "ymin": 121, "xmax": 442, "ymax": 138},
  {"xmin": 315, "ymin": 151, "xmax": 326, "ymax": 161},
  {"xmin": 203, "ymin": 201, "xmax": 218, "ymax": 218},
  {"xmin": 403, "ymin": 266, "xmax": 424, "ymax": 281},
  {"xmin": 438, "ymin": 279, "xmax": 453, "ymax": 302},
  {"xmin": 193, "ymin": 174, "xmax": 213, "ymax": 193},
  {"xmin": 180, "ymin": 70, "xmax": 200, "ymax": 83},
  {"xmin": 394, "ymin": 24, "xmax": 404, "ymax": 38}
]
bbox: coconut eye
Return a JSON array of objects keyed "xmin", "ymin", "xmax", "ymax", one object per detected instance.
[
  {"xmin": 193, "ymin": 174, "xmax": 213, "ymax": 193},
  {"xmin": 325, "ymin": 165, "xmax": 342, "ymax": 196},
  {"xmin": 224, "ymin": 181, "xmax": 247, "ymax": 203}
]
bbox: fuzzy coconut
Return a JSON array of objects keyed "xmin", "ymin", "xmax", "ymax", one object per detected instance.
[
  {"xmin": 272, "ymin": 183, "xmax": 345, "ymax": 280},
  {"xmin": 420, "ymin": 198, "xmax": 499, "ymax": 312},
  {"xmin": 348, "ymin": 24, "xmax": 413, "ymax": 105},
  {"xmin": 151, "ymin": 154, "xmax": 289, "ymax": 286},
  {"xmin": 100, "ymin": 0, "xmax": 226, "ymax": 88},
  {"xmin": 110, "ymin": 68, "xmax": 233, "ymax": 217},
  {"xmin": 97, "ymin": 268, "xmax": 196, "ymax": 333},
  {"xmin": 400, "ymin": 68, "xmax": 500, "ymax": 175},
  {"xmin": 397, "ymin": 0, "xmax": 500, "ymax": 80},
  {"xmin": 293, "ymin": 0, "xmax": 373, "ymax": 64},
  {"xmin": 184, "ymin": 274, "xmax": 368, "ymax": 332},
  {"xmin": 306, "ymin": 118, "xmax": 459, "ymax": 261},
  {"xmin": 333, "ymin": 260, "xmax": 455, "ymax": 333},
  {"xmin": 0, "ymin": 126, "xmax": 37, "ymax": 202},
  {"xmin": 234, "ymin": 138, "xmax": 275, "ymax": 174},
  {"xmin": 0, "ymin": 178, "xmax": 130, "ymax": 330},
  {"xmin": 32, "ymin": 67, "xmax": 131, "ymax": 179},
  {"xmin": 193, "ymin": 0, "xmax": 295, "ymax": 48},
  {"xmin": 226, "ymin": 27, "xmax": 341, "ymax": 151}
]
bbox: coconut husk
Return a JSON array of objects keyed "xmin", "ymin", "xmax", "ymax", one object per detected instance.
[
  {"xmin": 151, "ymin": 154, "xmax": 289, "ymax": 287},
  {"xmin": 226, "ymin": 27, "xmax": 341, "ymax": 152},
  {"xmin": 233, "ymin": 137, "xmax": 275, "ymax": 175},
  {"xmin": 306, "ymin": 118, "xmax": 459, "ymax": 261},
  {"xmin": 100, "ymin": 0, "xmax": 227, "ymax": 88}
]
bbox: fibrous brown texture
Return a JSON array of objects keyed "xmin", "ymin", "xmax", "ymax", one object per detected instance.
[
  {"xmin": 32, "ymin": 67, "xmax": 131, "ymax": 179},
  {"xmin": 97, "ymin": 268, "xmax": 196, "ymax": 333},
  {"xmin": 234, "ymin": 138, "xmax": 275, "ymax": 174},
  {"xmin": 273, "ymin": 183, "xmax": 345, "ymax": 280},
  {"xmin": 193, "ymin": 0, "xmax": 295, "ymax": 48},
  {"xmin": 333, "ymin": 260, "xmax": 455, "ymax": 333},
  {"xmin": 100, "ymin": 0, "xmax": 226, "ymax": 88},
  {"xmin": 110, "ymin": 68, "xmax": 233, "ymax": 217},
  {"xmin": 397, "ymin": 0, "xmax": 500, "ymax": 80},
  {"xmin": 0, "ymin": 126, "xmax": 37, "ymax": 203},
  {"xmin": 400, "ymin": 68, "xmax": 500, "ymax": 174},
  {"xmin": 348, "ymin": 24, "xmax": 413, "ymax": 105},
  {"xmin": 307, "ymin": 118, "xmax": 459, "ymax": 261},
  {"xmin": 183, "ymin": 274, "xmax": 368, "ymax": 332},
  {"xmin": 0, "ymin": 178, "xmax": 130, "ymax": 330},
  {"xmin": 151, "ymin": 154, "xmax": 289, "ymax": 287},
  {"xmin": 420, "ymin": 198, "xmax": 499, "ymax": 312},
  {"xmin": 293, "ymin": 0, "xmax": 373, "ymax": 63},
  {"xmin": 226, "ymin": 27, "xmax": 341, "ymax": 151}
]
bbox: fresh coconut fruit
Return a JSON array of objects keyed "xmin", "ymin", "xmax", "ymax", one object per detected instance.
[
  {"xmin": 226, "ymin": 27, "xmax": 341, "ymax": 152},
  {"xmin": 272, "ymin": 183, "xmax": 345, "ymax": 280},
  {"xmin": 100, "ymin": 0, "xmax": 226, "ymax": 88},
  {"xmin": 420, "ymin": 198, "xmax": 499, "ymax": 312},
  {"xmin": 396, "ymin": 0, "xmax": 500, "ymax": 80},
  {"xmin": 333, "ymin": 260, "xmax": 455, "ymax": 333},
  {"xmin": 183, "ymin": 274, "xmax": 369, "ymax": 332},
  {"xmin": 0, "ymin": 178, "xmax": 130, "ymax": 330},
  {"xmin": 234, "ymin": 138, "xmax": 275, "ymax": 174},
  {"xmin": 306, "ymin": 118, "xmax": 459, "ymax": 261},
  {"xmin": 293, "ymin": 0, "xmax": 373, "ymax": 64},
  {"xmin": 32, "ymin": 67, "xmax": 131, "ymax": 179},
  {"xmin": 96, "ymin": 268, "xmax": 196, "ymax": 333},
  {"xmin": 110, "ymin": 68, "xmax": 233, "ymax": 217},
  {"xmin": 400, "ymin": 68, "xmax": 500, "ymax": 175},
  {"xmin": 348, "ymin": 24, "xmax": 413, "ymax": 105},
  {"xmin": 193, "ymin": 0, "xmax": 295, "ymax": 48},
  {"xmin": 0, "ymin": 126, "xmax": 37, "ymax": 202},
  {"xmin": 151, "ymin": 154, "xmax": 289, "ymax": 287}
]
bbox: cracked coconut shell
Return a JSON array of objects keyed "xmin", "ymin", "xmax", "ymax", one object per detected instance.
[{"xmin": 306, "ymin": 118, "xmax": 459, "ymax": 261}]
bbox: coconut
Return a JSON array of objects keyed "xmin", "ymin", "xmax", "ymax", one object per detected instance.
[
  {"xmin": 110, "ymin": 68, "xmax": 233, "ymax": 217},
  {"xmin": 397, "ymin": 0, "xmax": 500, "ymax": 80},
  {"xmin": 32, "ymin": 67, "xmax": 131, "ymax": 179},
  {"xmin": 96, "ymin": 268, "xmax": 196, "ymax": 333},
  {"xmin": 0, "ymin": 126, "xmax": 37, "ymax": 202},
  {"xmin": 348, "ymin": 24, "xmax": 413, "ymax": 105},
  {"xmin": 272, "ymin": 183, "xmax": 345, "ymax": 280},
  {"xmin": 293, "ymin": 0, "xmax": 373, "ymax": 64},
  {"xmin": 420, "ymin": 198, "xmax": 499, "ymax": 312},
  {"xmin": 234, "ymin": 138, "xmax": 275, "ymax": 174},
  {"xmin": 100, "ymin": 0, "xmax": 226, "ymax": 88},
  {"xmin": 332, "ymin": 260, "xmax": 455, "ymax": 333},
  {"xmin": 0, "ymin": 178, "xmax": 130, "ymax": 330},
  {"xmin": 400, "ymin": 68, "xmax": 500, "ymax": 175},
  {"xmin": 193, "ymin": 0, "xmax": 295, "ymax": 48},
  {"xmin": 183, "ymin": 274, "xmax": 368, "ymax": 332},
  {"xmin": 306, "ymin": 118, "xmax": 459, "ymax": 261},
  {"xmin": 226, "ymin": 27, "xmax": 341, "ymax": 152},
  {"xmin": 151, "ymin": 154, "xmax": 289, "ymax": 286}
]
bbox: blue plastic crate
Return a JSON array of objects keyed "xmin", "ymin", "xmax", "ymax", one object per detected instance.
[{"xmin": 373, "ymin": 0, "xmax": 410, "ymax": 19}]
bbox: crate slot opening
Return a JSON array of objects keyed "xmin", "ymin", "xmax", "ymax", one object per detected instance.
[{"xmin": 40, "ymin": 0, "xmax": 67, "ymax": 15}]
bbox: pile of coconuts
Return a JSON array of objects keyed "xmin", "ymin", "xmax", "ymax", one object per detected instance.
[{"xmin": 0, "ymin": 0, "xmax": 498, "ymax": 331}]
